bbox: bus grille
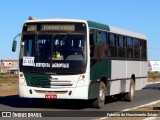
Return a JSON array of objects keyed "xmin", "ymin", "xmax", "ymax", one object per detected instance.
[
  {"xmin": 50, "ymin": 81, "xmax": 72, "ymax": 86},
  {"xmin": 24, "ymin": 73, "xmax": 73, "ymax": 88},
  {"xmin": 35, "ymin": 90, "xmax": 68, "ymax": 94},
  {"xmin": 28, "ymin": 76, "xmax": 50, "ymax": 88}
]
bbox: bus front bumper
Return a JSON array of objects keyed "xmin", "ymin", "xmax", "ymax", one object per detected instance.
[{"xmin": 19, "ymin": 84, "xmax": 88, "ymax": 100}]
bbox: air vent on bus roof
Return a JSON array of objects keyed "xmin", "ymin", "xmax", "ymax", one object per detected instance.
[{"xmin": 28, "ymin": 16, "xmax": 38, "ymax": 20}]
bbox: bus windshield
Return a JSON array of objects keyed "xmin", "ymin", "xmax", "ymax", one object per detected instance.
[{"xmin": 20, "ymin": 33, "xmax": 87, "ymax": 74}]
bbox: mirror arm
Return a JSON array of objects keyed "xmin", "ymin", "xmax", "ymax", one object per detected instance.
[
  {"xmin": 13, "ymin": 33, "xmax": 21, "ymax": 41},
  {"xmin": 12, "ymin": 33, "xmax": 21, "ymax": 52}
]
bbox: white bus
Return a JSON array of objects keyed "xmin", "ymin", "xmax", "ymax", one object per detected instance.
[{"xmin": 12, "ymin": 17, "xmax": 147, "ymax": 108}]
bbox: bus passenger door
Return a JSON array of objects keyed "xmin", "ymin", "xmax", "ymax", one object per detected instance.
[{"xmin": 90, "ymin": 31, "xmax": 98, "ymax": 67}]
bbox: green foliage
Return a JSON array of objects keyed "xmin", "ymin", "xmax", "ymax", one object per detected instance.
[{"xmin": 0, "ymin": 73, "xmax": 4, "ymax": 77}]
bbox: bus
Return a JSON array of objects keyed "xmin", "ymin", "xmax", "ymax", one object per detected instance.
[{"xmin": 12, "ymin": 17, "xmax": 147, "ymax": 108}]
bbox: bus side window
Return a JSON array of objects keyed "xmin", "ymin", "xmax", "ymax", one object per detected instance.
[
  {"xmin": 90, "ymin": 33, "xmax": 94, "ymax": 58},
  {"xmin": 133, "ymin": 38, "xmax": 140, "ymax": 59},
  {"xmin": 90, "ymin": 30, "xmax": 98, "ymax": 59},
  {"xmin": 126, "ymin": 37, "xmax": 133, "ymax": 58},
  {"xmin": 118, "ymin": 35, "xmax": 125, "ymax": 58},
  {"xmin": 90, "ymin": 30, "xmax": 98, "ymax": 67},
  {"xmin": 109, "ymin": 34, "xmax": 115, "ymax": 45},
  {"xmin": 93, "ymin": 32, "xmax": 99, "ymax": 59},
  {"xmin": 99, "ymin": 32, "xmax": 108, "ymax": 58},
  {"xmin": 108, "ymin": 33, "xmax": 117, "ymax": 57},
  {"xmin": 140, "ymin": 40, "xmax": 147, "ymax": 60}
]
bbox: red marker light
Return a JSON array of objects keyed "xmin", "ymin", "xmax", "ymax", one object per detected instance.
[
  {"xmin": 82, "ymin": 75, "xmax": 85, "ymax": 79},
  {"xmin": 20, "ymin": 73, "xmax": 23, "ymax": 77}
]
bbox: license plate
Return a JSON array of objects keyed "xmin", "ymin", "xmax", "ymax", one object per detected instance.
[{"xmin": 45, "ymin": 94, "xmax": 57, "ymax": 99}]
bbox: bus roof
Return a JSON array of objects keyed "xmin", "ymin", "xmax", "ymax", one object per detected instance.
[
  {"xmin": 87, "ymin": 20, "xmax": 147, "ymax": 40},
  {"xmin": 87, "ymin": 20, "xmax": 110, "ymax": 31},
  {"xmin": 108, "ymin": 25, "xmax": 147, "ymax": 40},
  {"xmin": 25, "ymin": 18, "xmax": 147, "ymax": 40},
  {"xmin": 25, "ymin": 18, "xmax": 87, "ymax": 24}
]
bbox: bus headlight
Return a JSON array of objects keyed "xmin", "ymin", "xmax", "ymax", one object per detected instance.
[
  {"xmin": 77, "ymin": 79, "xmax": 85, "ymax": 86},
  {"xmin": 77, "ymin": 75, "xmax": 85, "ymax": 87},
  {"xmin": 19, "ymin": 78, "xmax": 25, "ymax": 85}
]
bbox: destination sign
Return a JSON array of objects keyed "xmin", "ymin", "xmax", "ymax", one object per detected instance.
[
  {"xmin": 41, "ymin": 25, "xmax": 75, "ymax": 31},
  {"xmin": 27, "ymin": 25, "xmax": 37, "ymax": 31}
]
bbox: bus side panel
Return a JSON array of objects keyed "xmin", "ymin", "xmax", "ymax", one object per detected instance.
[
  {"xmin": 140, "ymin": 61, "xmax": 147, "ymax": 89},
  {"xmin": 88, "ymin": 82, "xmax": 100, "ymax": 99},
  {"xmin": 90, "ymin": 59, "xmax": 111, "ymax": 81},
  {"xmin": 127, "ymin": 61, "xmax": 147, "ymax": 90},
  {"xmin": 127, "ymin": 61, "xmax": 140, "ymax": 90},
  {"xmin": 127, "ymin": 61, "xmax": 141, "ymax": 78},
  {"xmin": 110, "ymin": 60, "xmax": 129, "ymax": 95},
  {"xmin": 110, "ymin": 60, "xmax": 147, "ymax": 95}
]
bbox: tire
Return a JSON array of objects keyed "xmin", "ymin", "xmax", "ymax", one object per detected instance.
[
  {"xmin": 124, "ymin": 79, "xmax": 135, "ymax": 102},
  {"xmin": 92, "ymin": 81, "xmax": 106, "ymax": 108}
]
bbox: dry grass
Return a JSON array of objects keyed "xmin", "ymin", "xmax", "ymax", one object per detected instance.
[
  {"xmin": 0, "ymin": 74, "xmax": 18, "ymax": 93},
  {"xmin": 148, "ymin": 72, "xmax": 160, "ymax": 78},
  {"xmin": 148, "ymin": 72, "xmax": 160, "ymax": 82}
]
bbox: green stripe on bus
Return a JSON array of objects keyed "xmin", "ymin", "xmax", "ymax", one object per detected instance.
[
  {"xmin": 24, "ymin": 73, "xmax": 50, "ymax": 88},
  {"xmin": 87, "ymin": 20, "xmax": 110, "ymax": 31},
  {"xmin": 90, "ymin": 59, "xmax": 111, "ymax": 81},
  {"xmin": 88, "ymin": 59, "xmax": 111, "ymax": 99},
  {"xmin": 88, "ymin": 82, "xmax": 100, "ymax": 99}
]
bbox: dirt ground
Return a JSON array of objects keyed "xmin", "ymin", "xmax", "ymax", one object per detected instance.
[
  {"xmin": 0, "ymin": 74, "xmax": 18, "ymax": 96},
  {"xmin": 0, "ymin": 90, "xmax": 18, "ymax": 96},
  {"xmin": 148, "ymin": 78, "xmax": 160, "ymax": 83}
]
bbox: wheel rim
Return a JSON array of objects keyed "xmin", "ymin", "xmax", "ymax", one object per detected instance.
[
  {"xmin": 99, "ymin": 88, "xmax": 105, "ymax": 102},
  {"xmin": 130, "ymin": 83, "xmax": 135, "ymax": 98}
]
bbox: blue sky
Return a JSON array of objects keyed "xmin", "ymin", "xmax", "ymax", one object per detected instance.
[{"xmin": 0, "ymin": 0, "xmax": 160, "ymax": 60}]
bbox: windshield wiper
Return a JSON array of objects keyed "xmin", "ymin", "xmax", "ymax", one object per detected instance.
[{"xmin": 61, "ymin": 31, "xmax": 73, "ymax": 41}]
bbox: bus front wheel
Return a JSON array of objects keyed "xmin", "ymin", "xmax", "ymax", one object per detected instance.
[
  {"xmin": 92, "ymin": 81, "xmax": 106, "ymax": 108},
  {"xmin": 124, "ymin": 80, "xmax": 135, "ymax": 102}
]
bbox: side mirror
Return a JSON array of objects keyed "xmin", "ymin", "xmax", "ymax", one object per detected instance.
[
  {"xmin": 12, "ymin": 33, "xmax": 21, "ymax": 52},
  {"xmin": 12, "ymin": 40, "xmax": 17, "ymax": 52},
  {"xmin": 96, "ymin": 33, "xmax": 102, "ymax": 45}
]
